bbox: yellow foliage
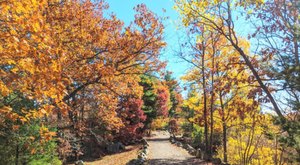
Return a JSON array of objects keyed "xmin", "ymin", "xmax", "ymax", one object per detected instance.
[
  {"xmin": 152, "ymin": 117, "xmax": 169, "ymax": 130},
  {"xmin": 217, "ymin": 113, "xmax": 282, "ymax": 165}
]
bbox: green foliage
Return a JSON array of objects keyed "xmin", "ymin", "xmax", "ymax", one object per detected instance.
[
  {"xmin": 0, "ymin": 119, "xmax": 61, "ymax": 165},
  {"xmin": 191, "ymin": 125, "xmax": 204, "ymax": 148},
  {"xmin": 139, "ymin": 75, "xmax": 158, "ymax": 126},
  {"xmin": 164, "ymin": 71, "xmax": 181, "ymax": 117},
  {"xmin": 26, "ymin": 137, "xmax": 61, "ymax": 165},
  {"xmin": 0, "ymin": 92, "xmax": 61, "ymax": 164},
  {"xmin": 274, "ymin": 117, "xmax": 300, "ymax": 162}
]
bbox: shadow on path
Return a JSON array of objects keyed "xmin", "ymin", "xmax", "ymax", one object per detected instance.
[
  {"xmin": 147, "ymin": 137, "xmax": 169, "ymax": 142},
  {"xmin": 148, "ymin": 158, "xmax": 207, "ymax": 165}
]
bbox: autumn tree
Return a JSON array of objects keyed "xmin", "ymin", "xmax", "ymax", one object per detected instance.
[
  {"xmin": 0, "ymin": 92, "xmax": 60, "ymax": 164},
  {"xmin": 179, "ymin": 29, "xmax": 224, "ymax": 159},
  {"xmin": 0, "ymin": 0, "xmax": 166, "ymax": 162},
  {"xmin": 175, "ymin": 0, "xmax": 299, "ymax": 161},
  {"xmin": 0, "ymin": 0, "xmax": 165, "ymax": 121},
  {"xmin": 174, "ymin": 0, "xmax": 285, "ymax": 120},
  {"xmin": 179, "ymin": 21, "xmax": 277, "ymax": 163},
  {"xmin": 250, "ymin": 1, "xmax": 300, "ymax": 160},
  {"xmin": 116, "ymin": 96, "xmax": 146, "ymax": 144},
  {"xmin": 218, "ymin": 112, "xmax": 283, "ymax": 165},
  {"xmin": 155, "ymin": 85, "xmax": 171, "ymax": 117},
  {"xmin": 181, "ymin": 33, "xmax": 289, "ymax": 164}
]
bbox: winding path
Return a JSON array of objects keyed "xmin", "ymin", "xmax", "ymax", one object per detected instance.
[{"xmin": 146, "ymin": 131, "xmax": 207, "ymax": 165}]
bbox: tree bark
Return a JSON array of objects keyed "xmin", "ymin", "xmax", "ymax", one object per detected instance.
[
  {"xmin": 232, "ymin": 45, "xmax": 285, "ymax": 121},
  {"xmin": 219, "ymin": 91, "xmax": 228, "ymax": 163},
  {"xmin": 15, "ymin": 143, "xmax": 19, "ymax": 165},
  {"xmin": 294, "ymin": 36, "xmax": 299, "ymax": 65},
  {"xmin": 201, "ymin": 41, "xmax": 209, "ymax": 158},
  {"xmin": 209, "ymin": 43, "xmax": 215, "ymax": 158}
]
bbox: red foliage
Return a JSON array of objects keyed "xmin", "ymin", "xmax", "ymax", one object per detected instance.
[
  {"xmin": 117, "ymin": 97, "xmax": 146, "ymax": 144},
  {"xmin": 156, "ymin": 86, "xmax": 170, "ymax": 117}
]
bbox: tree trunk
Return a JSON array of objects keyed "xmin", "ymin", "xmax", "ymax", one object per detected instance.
[
  {"xmin": 222, "ymin": 122, "xmax": 227, "ymax": 163},
  {"xmin": 201, "ymin": 41, "xmax": 209, "ymax": 158},
  {"xmin": 219, "ymin": 92, "xmax": 228, "ymax": 163},
  {"xmin": 15, "ymin": 143, "xmax": 19, "ymax": 165},
  {"xmin": 210, "ymin": 46, "xmax": 215, "ymax": 157},
  {"xmin": 232, "ymin": 45, "xmax": 285, "ymax": 121},
  {"xmin": 294, "ymin": 36, "xmax": 299, "ymax": 65},
  {"xmin": 81, "ymin": 87, "xmax": 85, "ymax": 122}
]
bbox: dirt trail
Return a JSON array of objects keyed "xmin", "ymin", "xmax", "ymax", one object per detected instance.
[{"xmin": 147, "ymin": 131, "xmax": 207, "ymax": 165}]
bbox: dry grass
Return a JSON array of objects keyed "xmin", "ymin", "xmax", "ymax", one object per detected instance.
[{"xmin": 84, "ymin": 145, "xmax": 141, "ymax": 165}]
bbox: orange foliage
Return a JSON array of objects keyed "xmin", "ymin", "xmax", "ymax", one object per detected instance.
[{"xmin": 0, "ymin": 0, "xmax": 166, "ymax": 136}]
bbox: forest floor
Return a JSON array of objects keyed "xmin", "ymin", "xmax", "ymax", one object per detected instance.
[
  {"xmin": 83, "ymin": 144, "xmax": 141, "ymax": 165},
  {"xmin": 146, "ymin": 131, "xmax": 209, "ymax": 165}
]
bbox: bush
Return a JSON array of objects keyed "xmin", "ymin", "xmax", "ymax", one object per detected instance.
[{"xmin": 191, "ymin": 125, "xmax": 204, "ymax": 148}]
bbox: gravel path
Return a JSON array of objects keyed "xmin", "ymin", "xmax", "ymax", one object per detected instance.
[{"xmin": 147, "ymin": 131, "xmax": 207, "ymax": 165}]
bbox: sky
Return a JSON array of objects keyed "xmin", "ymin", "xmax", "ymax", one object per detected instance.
[
  {"xmin": 104, "ymin": 1, "xmax": 286, "ymax": 111},
  {"xmin": 105, "ymin": 0, "xmax": 189, "ymax": 81}
]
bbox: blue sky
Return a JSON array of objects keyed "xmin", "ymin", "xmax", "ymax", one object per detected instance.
[
  {"xmin": 106, "ymin": 0, "xmax": 189, "ymax": 81},
  {"xmin": 104, "ymin": 1, "xmax": 286, "ymax": 111}
]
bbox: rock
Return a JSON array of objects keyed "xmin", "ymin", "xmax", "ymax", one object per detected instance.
[
  {"xmin": 178, "ymin": 142, "xmax": 183, "ymax": 147},
  {"xmin": 143, "ymin": 145, "xmax": 148, "ymax": 150},
  {"xmin": 140, "ymin": 156, "xmax": 147, "ymax": 162},
  {"xmin": 129, "ymin": 159, "xmax": 143, "ymax": 165},
  {"xmin": 75, "ymin": 160, "xmax": 84, "ymax": 165},
  {"xmin": 138, "ymin": 152, "xmax": 147, "ymax": 159},
  {"xmin": 212, "ymin": 158, "xmax": 222, "ymax": 164},
  {"xmin": 141, "ymin": 138, "xmax": 149, "ymax": 146},
  {"xmin": 143, "ymin": 148, "xmax": 149, "ymax": 154},
  {"xmin": 106, "ymin": 142, "xmax": 125, "ymax": 153},
  {"xmin": 130, "ymin": 138, "xmax": 149, "ymax": 165},
  {"xmin": 189, "ymin": 149, "xmax": 196, "ymax": 156},
  {"xmin": 175, "ymin": 142, "xmax": 181, "ymax": 146},
  {"xmin": 186, "ymin": 144, "xmax": 194, "ymax": 151},
  {"xmin": 183, "ymin": 143, "xmax": 188, "ymax": 149},
  {"xmin": 170, "ymin": 139, "xmax": 176, "ymax": 144},
  {"xmin": 117, "ymin": 142, "xmax": 125, "ymax": 150},
  {"xmin": 196, "ymin": 148, "xmax": 203, "ymax": 159}
]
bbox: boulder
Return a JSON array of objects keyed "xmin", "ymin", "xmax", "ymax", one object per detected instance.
[
  {"xmin": 141, "ymin": 138, "xmax": 149, "ymax": 146},
  {"xmin": 186, "ymin": 144, "xmax": 194, "ymax": 151},
  {"xmin": 170, "ymin": 139, "xmax": 176, "ymax": 144},
  {"xmin": 183, "ymin": 143, "xmax": 188, "ymax": 149},
  {"xmin": 178, "ymin": 142, "xmax": 183, "ymax": 147},
  {"xmin": 106, "ymin": 142, "xmax": 125, "ymax": 153},
  {"xmin": 189, "ymin": 149, "xmax": 196, "ymax": 156},
  {"xmin": 143, "ymin": 148, "xmax": 149, "ymax": 154},
  {"xmin": 75, "ymin": 160, "xmax": 84, "ymax": 165},
  {"xmin": 175, "ymin": 142, "xmax": 181, "ymax": 146},
  {"xmin": 143, "ymin": 145, "xmax": 148, "ymax": 150},
  {"xmin": 196, "ymin": 148, "xmax": 203, "ymax": 159},
  {"xmin": 117, "ymin": 142, "xmax": 125, "ymax": 150},
  {"xmin": 138, "ymin": 152, "xmax": 147, "ymax": 160},
  {"xmin": 128, "ymin": 159, "xmax": 144, "ymax": 165}
]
